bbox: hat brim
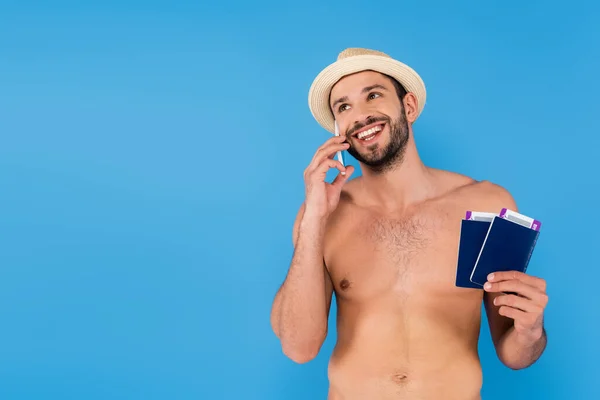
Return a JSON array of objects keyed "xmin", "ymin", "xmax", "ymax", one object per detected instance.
[{"xmin": 308, "ymin": 54, "xmax": 426, "ymax": 133}]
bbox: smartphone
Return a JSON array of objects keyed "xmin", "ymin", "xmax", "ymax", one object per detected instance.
[{"xmin": 334, "ymin": 120, "xmax": 346, "ymax": 174}]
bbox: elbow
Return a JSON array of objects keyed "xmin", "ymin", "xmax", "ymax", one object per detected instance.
[
  {"xmin": 282, "ymin": 343, "xmax": 320, "ymax": 364},
  {"xmin": 498, "ymin": 352, "xmax": 539, "ymax": 371},
  {"xmin": 496, "ymin": 349, "xmax": 536, "ymax": 371},
  {"xmin": 500, "ymin": 358, "xmax": 528, "ymax": 371},
  {"xmin": 281, "ymin": 331, "xmax": 327, "ymax": 364}
]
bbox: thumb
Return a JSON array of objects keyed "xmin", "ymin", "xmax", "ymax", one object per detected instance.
[{"xmin": 331, "ymin": 165, "xmax": 355, "ymax": 188}]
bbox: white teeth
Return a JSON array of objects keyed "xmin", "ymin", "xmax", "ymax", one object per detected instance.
[{"xmin": 357, "ymin": 125, "xmax": 383, "ymax": 140}]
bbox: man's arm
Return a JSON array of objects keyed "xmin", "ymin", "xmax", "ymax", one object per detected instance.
[
  {"xmin": 270, "ymin": 202, "xmax": 334, "ymax": 364},
  {"xmin": 482, "ymin": 184, "xmax": 549, "ymax": 369},
  {"xmin": 484, "ymin": 289, "xmax": 547, "ymax": 369}
]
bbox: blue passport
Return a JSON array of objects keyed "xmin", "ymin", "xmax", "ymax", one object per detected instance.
[
  {"xmin": 455, "ymin": 209, "xmax": 542, "ymax": 289},
  {"xmin": 455, "ymin": 219, "xmax": 491, "ymax": 288},
  {"xmin": 469, "ymin": 215, "xmax": 541, "ymax": 286}
]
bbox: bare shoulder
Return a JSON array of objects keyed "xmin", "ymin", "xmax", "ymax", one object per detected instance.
[
  {"xmin": 453, "ymin": 178, "xmax": 518, "ymax": 212},
  {"xmin": 425, "ymin": 168, "xmax": 517, "ymax": 212}
]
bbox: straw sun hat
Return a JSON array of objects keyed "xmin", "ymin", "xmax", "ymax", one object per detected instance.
[{"xmin": 308, "ymin": 47, "xmax": 427, "ymax": 134}]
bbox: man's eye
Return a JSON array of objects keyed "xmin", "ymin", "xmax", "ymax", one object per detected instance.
[
  {"xmin": 338, "ymin": 104, "xmax": 349, "ymax": 112},
  {"xmin": 368, "ymin": 93, "xmax": 381, "ymax": 100}
]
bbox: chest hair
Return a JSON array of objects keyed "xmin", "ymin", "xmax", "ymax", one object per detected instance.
[{"xmin": 363, "ymin": 214, "xmax": 433, "ymax": 267}]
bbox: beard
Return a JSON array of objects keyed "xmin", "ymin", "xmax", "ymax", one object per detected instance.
[{"xmin": 346, "ymin": 108, "xmax": 410, "ymax": 174}]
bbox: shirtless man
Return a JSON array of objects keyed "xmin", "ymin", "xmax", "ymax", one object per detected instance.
[{"xmin": 270, "ymin": 48, "xmax": 549, "ymax": 399}]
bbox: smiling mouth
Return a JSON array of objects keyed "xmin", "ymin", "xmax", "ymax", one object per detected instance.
[{"xmin": 353, "ymin": 123, "xmax": 385, "ymax": 142}]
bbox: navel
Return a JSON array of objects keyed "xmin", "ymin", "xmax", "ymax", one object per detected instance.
[{"xmin": 391, "ymin": 372, "xmax": 409, "ymax": 385}]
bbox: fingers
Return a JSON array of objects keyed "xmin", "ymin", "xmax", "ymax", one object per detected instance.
[
  {"xmin": 484, "ymin": 271, "xmax": 549, "ymax": 309},
  {"xmin": 316, "ymin": 143, "xmax": 350, "ymax": 166},
  {"xmin": 493, "ymin": 294, "xmax": 542, "ymax": 313},
  {"xmin": 496, "ymin": 305, "xmax": 529, "ymax": 321},
  {"xmin": 314, "ymin": 159, "xmax": 347, "ymax": 178},
  {"xmin": 496, "ymin": 303, "xmax": 543, "ymax": 336},
  {"xmin": 487, "ymin": 271, "xmax": 547, "ymax": 292},
  {"xmin": 309, "ymin": 135, "xmax": 349, "ymax": 167},
  {"xmin": 304, "ymin": 137, "xmax": 350, "ymax": 182},
  {"xmin": 484, "ymin": 278, "xmax": 540, "ymax": 300},
  {"xmin": 486, "ymin": 271, "xmax": 548, "ymax": 343},
  {"xmin": 304, "ymin": 158, "xmax": 347, "ymax": 183},
  {"xmin": 331, "ymin": 165, "xmax": 355, "ymax": 187}
]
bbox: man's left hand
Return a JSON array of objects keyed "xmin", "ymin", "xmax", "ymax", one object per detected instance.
[{"xmin": 484, "ymin": 271, "xmax": 548, "ymax": 343}]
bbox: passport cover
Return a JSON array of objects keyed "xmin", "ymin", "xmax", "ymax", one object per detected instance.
[
  {"xmin": 455, "ymin": 219, "xmax": 491, "ymax": 288},
  {"xmin": 469, "ymin": 216, "xmax": 541, "ymax": 286}
]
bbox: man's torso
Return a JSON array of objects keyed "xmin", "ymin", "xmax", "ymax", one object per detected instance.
[{"xmin": 321, "ymin": 171, "xmax": 506, "ymax": 400}]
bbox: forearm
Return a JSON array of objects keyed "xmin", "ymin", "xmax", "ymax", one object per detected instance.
[
  {"xmin": 273, "ymin": 213, "xmax": 330, "ymax": 361},
  {"xmin": 496, "ymin": 325, "xmax": 547, "ymax": 370}
]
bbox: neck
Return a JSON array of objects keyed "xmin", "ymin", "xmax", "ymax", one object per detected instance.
[{"xmin": 357, "ymin": 135, "xmax": 436, "ymax": 212}]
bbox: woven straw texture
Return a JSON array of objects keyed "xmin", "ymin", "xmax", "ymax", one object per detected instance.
[{"xmin": 308, "ymin": 48, "xmax": 426, "ymax": 133}]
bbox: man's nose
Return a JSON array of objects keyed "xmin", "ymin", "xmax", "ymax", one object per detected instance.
[{"xmin": 351, "ymin": 103, "xmax": 374, "ymax": 126}]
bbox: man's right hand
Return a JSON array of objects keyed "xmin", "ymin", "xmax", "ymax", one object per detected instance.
[{"xmin": 303, "ymin": 135, "xmax": 355, "ymax": 219}]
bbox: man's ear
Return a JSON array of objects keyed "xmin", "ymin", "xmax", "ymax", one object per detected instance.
[{"xmin": 403, "ymin": 93, "xmax": 419, "ymax": 123}]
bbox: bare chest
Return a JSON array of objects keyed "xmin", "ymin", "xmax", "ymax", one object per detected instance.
[{"xmin": 324, "ymin": 208, "xmax": 461, "ymax": 301}]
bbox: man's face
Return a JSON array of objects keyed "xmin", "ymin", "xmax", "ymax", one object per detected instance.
[{"xmin": 329, "ymin": 71, "xmax": 411, "ymax": 173}]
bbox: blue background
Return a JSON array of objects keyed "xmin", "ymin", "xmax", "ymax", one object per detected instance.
[{"xmin": 1, "ymin": 1, "xmax": 598, "ymax": 399}]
